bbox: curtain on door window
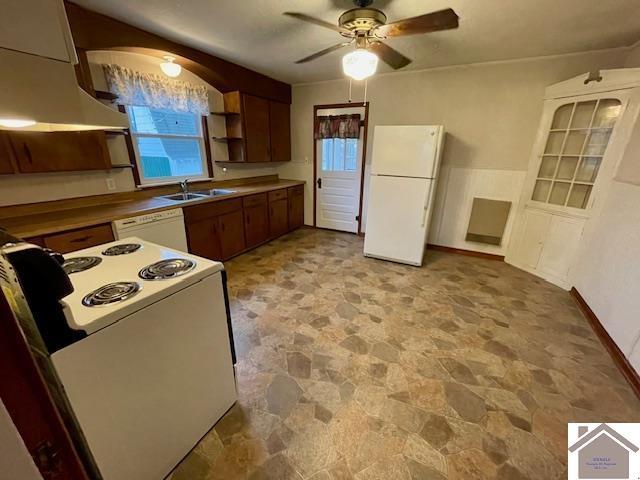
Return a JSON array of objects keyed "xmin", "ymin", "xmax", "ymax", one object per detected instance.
[{"xmin": 314, "ymin": 114, "xmax": 361, "ymax": 139}]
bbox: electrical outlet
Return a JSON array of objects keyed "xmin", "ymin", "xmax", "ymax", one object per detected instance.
[
  {"xmin": 106, "ymin": 178, "xmax": 116, "ymax": 191},
  {"xmin": 222, "ymin": 167, "xmax": 228, "ymax": 175}
]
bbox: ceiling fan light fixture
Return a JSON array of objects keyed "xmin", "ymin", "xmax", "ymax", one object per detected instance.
[
  {"xmin": 342, "ymin": 49, "xmax": 378, "ymax": 80},
  {"xmin": 160, "ymin": 56, "xmax": 182, "ymax": 78}
]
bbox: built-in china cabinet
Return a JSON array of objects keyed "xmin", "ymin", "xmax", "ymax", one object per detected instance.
[{"xmin": 506, "ymin": 69, "xmax": 640, "ymax": 288}]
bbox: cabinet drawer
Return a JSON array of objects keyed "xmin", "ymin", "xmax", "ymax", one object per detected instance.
[
  {"xmin": 268, "ymin": 189, "xmax": 288, "ymax": 202},
  {"xmin": 288, "ymin": 184, "xmax": 304, "ymax": 197},
  {"xmin": 184, "ymin": 199, "xmax": 243, "ymax": 223},
  {"xmin": 44, "ymin": 224, "xmax": 115, "ymax": 254},
  {"xmin": 242, "ymin": 193, "xmax": 267, "ymax": 208}
]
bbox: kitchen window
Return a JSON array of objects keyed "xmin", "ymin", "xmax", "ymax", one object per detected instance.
[
  {"xmin": 127, "ymin": 106, "xmax": 208, "ymax": 185},
  {"xmin": 321, "ymin": 138, "xmax": 358, "ymax": 172},
  {"xmin": 532, "ymin": 99, "xmax": 621, "ymax": 209}
]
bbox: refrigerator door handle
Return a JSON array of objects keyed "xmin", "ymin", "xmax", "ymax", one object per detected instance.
[{"xmin": 421, "ymin": 180, "xmax": 433, "ymax": 227}]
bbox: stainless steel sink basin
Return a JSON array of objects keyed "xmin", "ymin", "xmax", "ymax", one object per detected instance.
[
  {"xmin": 160, "ymin": 193, "xmax": 208, "ymax": 202},
  {"xmin": 193, "ymin": 189, "xmax": 236, "ymax": 197}
]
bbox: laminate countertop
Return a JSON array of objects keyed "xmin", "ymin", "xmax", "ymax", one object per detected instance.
[{"xmin": 0, "ymin": 178, "xmax": 305, "ymax": 238}]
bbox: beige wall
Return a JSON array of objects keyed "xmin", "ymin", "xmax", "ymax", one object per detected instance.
[
  {"xmin": 281, "ymin": 48, "xmax": 630, "ymax": 227},
  {"xmin": 0, "ymin": 51, "xmax": 279, "ymax": 207},
  {"xmin": 625, "ymin": 42, "xmax": 640, "ymax": 67}
]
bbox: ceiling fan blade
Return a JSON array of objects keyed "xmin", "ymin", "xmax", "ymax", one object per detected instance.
[
  {"xmin": 375, "ymin": 8, "xmax": 459, "ymax": 37},
  {"xmin": 369, "ymin": 41, "xmax": 412, "ymax": 69},
  {"xmin": 283, "ymin": 12, "xmax": 350, "ymax": 34},
  {"xmin": 295, "ymin": 42, "xmax": 352, "ymax": 64}
]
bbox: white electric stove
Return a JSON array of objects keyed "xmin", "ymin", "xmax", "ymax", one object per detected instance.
[{"xmin": 50, "ymin": 237, "xmax": 237, "ymax": 480}]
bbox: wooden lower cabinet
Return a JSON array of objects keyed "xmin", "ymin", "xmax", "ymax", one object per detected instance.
[
  {"xmin": 288, "ymin": 185, "xmax": 304, "ymax": 231},
  {"xmin": 269, "ymin": 198, "xmax": 289, "ymax": 239},
  {"xmin": 184, "ymin": 186, "xmax": 303, "ymax": 260},
  {"xmin": 218, "ymin": 210, "xmax": 246, "ymax": 259},
  {"xmin": 184, "ymin": 216, "xmax": 223, "ymax": 260},
  {"xmin": 243, "ymin": 195, "xmax": 269, "ymax": 248},
  {"xmin": 42, "ymin": 224, "xmax": 115, "ymax": 254}
]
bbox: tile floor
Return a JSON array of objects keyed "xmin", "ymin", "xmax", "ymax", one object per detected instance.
[{"xmin": 169, "ymin": 228, "xmax": 640, "ymax": 480}]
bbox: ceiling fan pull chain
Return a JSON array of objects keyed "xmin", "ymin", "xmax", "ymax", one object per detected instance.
[
  {"xmin": 349, "ymin": 78, "xmax": 353, "ymax": 103},
  {"xmin": 364, "ymin": 78, "xmax": 368, "ymax": 104}
]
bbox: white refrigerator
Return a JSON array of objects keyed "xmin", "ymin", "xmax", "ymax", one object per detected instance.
[{"xmin": 363, "ymin": 125, "xmax": 444, "ymax": 266}]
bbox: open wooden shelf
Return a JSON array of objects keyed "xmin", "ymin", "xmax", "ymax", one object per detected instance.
[
  {"xmin": 95, "ymin": 90, "xmax": 118, "ymax": 102},
  {"xmin": 212, "ymin": 136, "xmax": 243, "ymax": 141},
  {"xmin": 210, "ymin": 111, "xmax": 240, "ymax": 116}
]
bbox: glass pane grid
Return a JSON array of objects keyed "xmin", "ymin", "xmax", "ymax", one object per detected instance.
[
  {"xmin": 321, "ymin": 138, "xmax": 358, "ymax": 172},
  {"xmin": 532, "ymin": 98, "xmax": 620, "ymax": 209}
]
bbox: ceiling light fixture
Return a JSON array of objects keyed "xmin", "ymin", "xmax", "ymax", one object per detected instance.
[
  {"xmin": 0, "ymin": 118, "xmax": 37, "ymax": 128},
  {"xmin": 160, "ymin": 56, "xmax": 182, "ymax": 78},
  {"xmin": 342, "ymin": 49, "xmax": 378, "ymax": 81}
]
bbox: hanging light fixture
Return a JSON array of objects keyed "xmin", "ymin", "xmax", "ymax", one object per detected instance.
[
  {"xmin": 160, "ymin": 56, "xmax": 182, "ymax": 78},
  {"xmin": 342, "ymin": 48, "xmax": 378, "ymax": 81}
]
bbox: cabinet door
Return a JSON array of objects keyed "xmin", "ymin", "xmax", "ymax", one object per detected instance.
[
  {"xmin": 242, "ymin": 94, "xmax": 271, "ymax": 163},
  {"xmin": 185, "ymin": 217, "xmax": 223, "ymax": 260},
  {"xmin": 8, "ymin": 131, "xmax": 111, "ymax": 173},
  {"xmin": 218, "ymin": 210, "xmax": 246, "ymax": 259},
  {"xmin": 269, "ymin": 101, "xmax": 291, "ymax": 163},
  {"xmin": 537, "ymin": 215, "xmax": 585, "ymax": 281},
  {"xmin": 269, "ymin": 198, "xmax": 289, "ymax": 239},
  {"xmin": 0, "ymin": 133, "xmax": 17, "ymax": 174},
  {"xmin": 288, "ymin": 186, "xmax": 304, "ymax": 231},
  {"xmin": 244, "ymin": 203, "xmax": 269, "ymax": 248},
  {"xmin": 512, "ymin": 209, "xmax": 552, "ymax": 270}
]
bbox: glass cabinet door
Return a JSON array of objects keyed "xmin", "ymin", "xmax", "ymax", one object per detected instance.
[{"xmin": 532, "ymin": 98, "xmax": 621, "ymax": 209}]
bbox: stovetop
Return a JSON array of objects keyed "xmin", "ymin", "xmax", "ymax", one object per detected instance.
[{"xmin": 59, "ymin": 237, "xmax": 223, "ymax": 334}]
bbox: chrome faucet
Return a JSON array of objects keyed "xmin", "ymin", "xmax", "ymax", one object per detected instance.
[{"xmin": 179, "ymin": 179, "xmax": 189, "ymax": 195}]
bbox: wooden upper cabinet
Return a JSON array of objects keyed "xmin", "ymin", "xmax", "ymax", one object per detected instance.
[
  {"xmin": 222, "ymin": 91, "xmax": 291, "ymax": 163},
  {"xmin": 0, "ymin": 133, "xmax": 18, "ymax": 174},
  {"xmin": 7, "ymin": 131, "xmax": 111, "ymax": 173},
  {"xmin": 242, "ymin": 94, "xmax": 271, "ymax": 163},
  {"xmin": 269, "ymin": 101, "xmax": 291, "ymax": 163}
]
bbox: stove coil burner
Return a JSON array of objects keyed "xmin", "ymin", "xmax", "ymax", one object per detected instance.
[
  {"xmin": 102, "ymin": 243, "xmax": 142, "ymax": 256},
  {"xmin": 82, "ymin": 282, "xmax": 141, "ymax": 307},
  {"xmin": 139, "ymin": 258, "xmax": 196, "ymax": 280},
  {"xmin": 62, "ymin": 256, "xmax": 102, "ymax": 274}
]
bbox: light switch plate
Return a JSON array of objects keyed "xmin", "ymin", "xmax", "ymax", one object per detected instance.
[{"xmin": 106, "ymin": 178, "xmax": 116, "ymax": 191}]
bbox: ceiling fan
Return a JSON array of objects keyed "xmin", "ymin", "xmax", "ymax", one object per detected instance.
[{"xmin": 284, "ymin": 0, "xmax": 459, "ymax": 80}]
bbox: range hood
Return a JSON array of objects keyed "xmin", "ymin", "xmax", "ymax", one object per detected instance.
[{"xmin": 0, "ymin": 47, "xmax": 129, "ymax": 132}]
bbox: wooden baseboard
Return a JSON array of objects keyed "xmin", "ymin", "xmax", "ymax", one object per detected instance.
[
  {"xmin": 426, "ymin": 244, "xmax": 504, "ymax": 261},
  {"xmin": 570, "ymin": 287, "xmax": 640, "ymax": 400}
]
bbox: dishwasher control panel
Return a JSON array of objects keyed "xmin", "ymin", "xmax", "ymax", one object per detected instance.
[{"xmin": 113, "ymin": 208, "xmax": 184, "ymax": 228}]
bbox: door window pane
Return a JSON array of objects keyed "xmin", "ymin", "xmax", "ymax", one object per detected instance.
[
  {"xmin": 593, "ymin": 99, "xmax": 622, "ymax": 128},
  {"xmin": 575, "ymin": 157, "xmax": 601, "ymax": 183},
  {"xmin": 321, "ymin": 138, "xmax": 358, "ymax": 172},
  {"xmin": 570, "ymin": 101, "xmax": 596, "ymax": 129},
  {"xmin": 538, "ymin": 156, "xmax": 558, "ymax": 178},
  {"xmin": 583, "ymin": 130, "xmax": 612, "ymax": 156},
  {"xmin": 567, "ymin": 184, "xmax": 592, "ymax": 209},
  {"xmin": 532, "ymin": 180, "xmax": 551, "ymax": 202},
  {"xmin": 551, "ymin": 104, "xmax": 573, "ymax": 130},
  {"xmin": 544, "ymin": 132, "xmax": 565, "ymax": 154},
  {"xmin": 556, "ymin": 156, "xmax": 578, "ymax": 180},
  {"xmin": 548, "ymin": 182, "xmax": 570, "ymax": 205},
  {"xmin": 563, "ymin": 130, "xmax": 588, "ymax": 155}
]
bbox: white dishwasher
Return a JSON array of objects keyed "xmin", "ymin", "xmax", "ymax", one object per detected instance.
[{"xmin": 112, "ymin": 208, "xmax": 189, "ymax": 251}]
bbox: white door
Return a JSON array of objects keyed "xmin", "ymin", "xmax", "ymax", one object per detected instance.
[
  {"xmin": 370, "ymin": 126, "xmax": 441, "ymax": 178},
  {"xmin": 316, "ymin": 137, "xmax": 362, "ymax": 233},
  {"xmin": 363, "ymin": 175, "xmax": 432, "ymax": 266}
]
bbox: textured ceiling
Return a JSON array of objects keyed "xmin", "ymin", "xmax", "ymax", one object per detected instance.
[{"xmin": 71, "ymin": 0, "xmax": 640, "ymax": 84}]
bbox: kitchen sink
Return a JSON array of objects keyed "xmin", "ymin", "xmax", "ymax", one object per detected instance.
[
  {"xmin": 160, "ymin": 193, "xmax": 208, "ymax": 202},
  {"xmin": 193, "ymin": 189, "xmax": 236, "ymax": 197}
]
